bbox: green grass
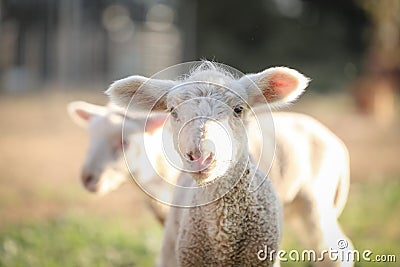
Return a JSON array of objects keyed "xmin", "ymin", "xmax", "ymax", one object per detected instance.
[
  {"xmin": 339, "ymin": 179, "xmax": 400, "ymax": 266},
  {"xmin": 0, "ymin": 215, "xmax": 162, "ymax": 267},
  {"xmin": 0, "ymin": 179, "xmax": 398, "ymax": 267}
]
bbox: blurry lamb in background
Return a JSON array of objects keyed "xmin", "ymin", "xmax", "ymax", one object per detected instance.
[{"xmin": 67, "ymin": 101, "xmax": 179, "ymax": 224}]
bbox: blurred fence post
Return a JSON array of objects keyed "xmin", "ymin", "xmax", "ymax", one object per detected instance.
[{"xmin": 352, "ymin": 0, "xmax": 399, "ymax": 124}]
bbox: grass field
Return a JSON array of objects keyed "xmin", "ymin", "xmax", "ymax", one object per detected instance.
[{"xmin": 0, "ymin": 90, "xmax": 399, "ymax": 266}]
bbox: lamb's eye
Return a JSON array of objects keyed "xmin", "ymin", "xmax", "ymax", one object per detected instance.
[
  {"xmin": 170, "ymin": 107, "xmax": 178, "ymax": 119},
  {"xmin": 233, "ymin": 106, "xmax": 244, "ymax": 117}
]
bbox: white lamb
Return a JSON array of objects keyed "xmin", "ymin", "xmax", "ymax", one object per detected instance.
[
  {"xmin": 106, "ymin": 62, "xmax": 318, "ymax": 266},
  {"xmin": 68, "ymin": 101, "xmax": 180, "ymax": 223},
  {"xmin": 69, "ymin": 101, "xmax": 353, "ymax": 266}
]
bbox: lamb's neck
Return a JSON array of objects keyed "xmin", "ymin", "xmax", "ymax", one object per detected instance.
[
  {"xmin": 195, "ymin": 154, "xmax": 261, "ymax": 204},
  {"xmin": 220, "ymin": 154, "xmax": 256, "ymax": 189},
  {"xmin": 190, "ymin": 154, "xmax": 264, "ymax": 241}
]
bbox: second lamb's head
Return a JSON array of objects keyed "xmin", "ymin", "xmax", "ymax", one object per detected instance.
[
  {"xmin": 68, "ymin": 101, "xmax": 167, "ymax": 193},
  {"xmin": 107, "ymin": 62, "xmax": 309, "ymax": 185}
]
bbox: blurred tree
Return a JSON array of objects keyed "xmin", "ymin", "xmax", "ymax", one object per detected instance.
[
  {"xmin": 352, "ymin": 0, "xmax": 400, "ymax": 123},
  {"xmin": 191, "ymin": 0, "xmax": 368, "ymax": 93}
]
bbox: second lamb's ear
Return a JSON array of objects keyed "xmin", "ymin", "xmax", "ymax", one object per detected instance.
[
  {"xmin": 105, "ymin": 76, "xmax": 177, "ymax": 111},
  {"xmin": 240, "ymin": 67, "xmax": 310, "ymax": 108},
  {"xmin": 67, "ymin": 101, "xmax": 107, "ymax": 128}
]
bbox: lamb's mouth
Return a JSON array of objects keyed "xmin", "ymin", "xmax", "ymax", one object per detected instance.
[
  {"xmin": 199, "ymin": 159, "xmax": 217, "ymax": 173},
  {"xmin": 190, "ymin": 160, "xmax": 218, "ymax": 182}
]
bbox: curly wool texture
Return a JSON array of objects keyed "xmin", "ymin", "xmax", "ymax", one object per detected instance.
[{"xmin": 160, "ymin": 158, "xmax": 282, "ymax": 267}]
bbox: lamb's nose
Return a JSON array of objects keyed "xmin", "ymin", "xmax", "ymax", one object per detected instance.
[
  {"xmin": 186, "ymin": 150, "xmax": 201, "ymax": 161},
  {"xmin": 82, "ymin": 173, "xmax": 96, "ymax": 189},
  {"xmin": 186, "ymin": 149, "xmax": 215, "ymax": 171}
]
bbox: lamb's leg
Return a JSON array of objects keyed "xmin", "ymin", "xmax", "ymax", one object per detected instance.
[
  {"xmin": 157, "ymin": 176, "xmax": 191, "ymax": 267},
  {"xmin": 156, "ymin": 206, "xmax": 179, "ymax": 267},
  {"xmin": 315, "ymin": 211, "xmax": 354, "ymax": 267},
  {"xmin": 291, "ymin": 191, "xmax": 354, "ymax": 267}
]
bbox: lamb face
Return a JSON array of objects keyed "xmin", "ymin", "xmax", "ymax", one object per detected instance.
[
  {"xmin": 165, "ymin": 78, "xmax": 249, "ymax": 184},
  {"xmin": 106, "ymin": 61, "xmax": 309, "ymax": 186},
  {"xmin": 83, "ymin": 112, "xmax": 145, "ymax": 194},
  {"xmin": 68, "ymin": 101, "xmax": 167, "ymax": 194},
  {"xmin": 68, "ymin": 102, "xmax": 129, "ymax": 193}
]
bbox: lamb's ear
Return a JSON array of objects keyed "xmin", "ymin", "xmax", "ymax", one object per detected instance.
[
  {"xmin": 67, "ymin": 101, "xmax": 107, "ymax": 127},
  {"xmin": 105, "ymin": 75, "xmax": 177, "ymax": 111},
  {"xmin": 240, "ymin": 67, "xmax": 310, "ymax": 108}
]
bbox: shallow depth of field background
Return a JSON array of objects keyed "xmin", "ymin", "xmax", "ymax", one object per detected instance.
[{"xmin": 0, "ymin": 1, "xmax": 399, "ymax": 267}]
